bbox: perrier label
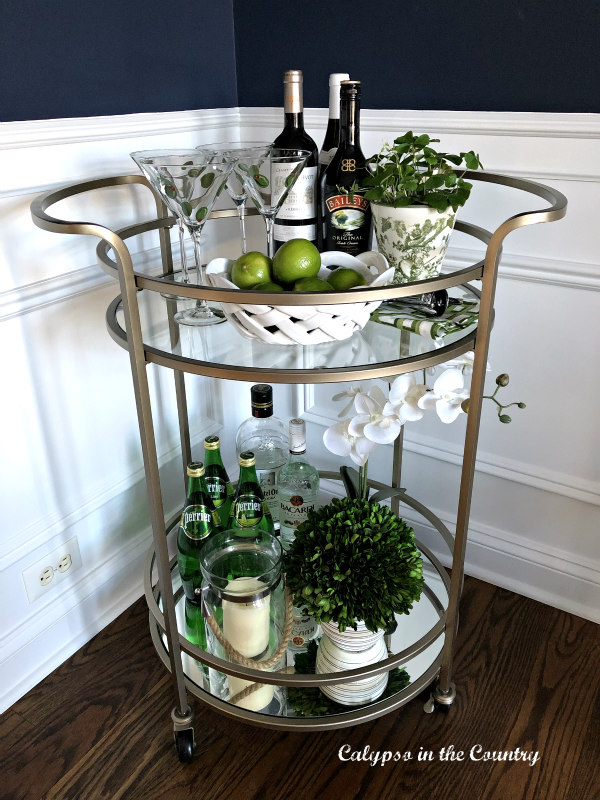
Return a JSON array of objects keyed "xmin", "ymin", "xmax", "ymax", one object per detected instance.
[
  {"xmin": 228, "ymin": 451, "xmax": 274, "ymax": 535},
  {"xmin": 177, "ymin": 462, "xmax": 222, "ymax": 604}
]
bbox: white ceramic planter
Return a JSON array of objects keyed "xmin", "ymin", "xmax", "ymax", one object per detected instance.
[
  {"xmin": 371, "ymin": 203, "xmax": 456, "ymax": 284},
  {"xmin": 315, "ymin": 620, "xmax": 388, "ymax": 705}
]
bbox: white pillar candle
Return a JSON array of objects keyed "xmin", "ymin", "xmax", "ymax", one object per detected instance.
[{"xmin": 222, "ymin": 576, "xmax": 273, "ymax": 711}]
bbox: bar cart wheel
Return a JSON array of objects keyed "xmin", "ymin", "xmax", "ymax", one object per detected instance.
[
  {"xmin": 423, "ymin": 682, "xmax": 456, "ymax": 714},
  {"xmin": 172, "ymin": 706, "xmax": 195, "ymax": 763}
]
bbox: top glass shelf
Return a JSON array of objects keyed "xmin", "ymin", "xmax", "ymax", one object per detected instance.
[{"xmin": 108, "ymin": 280, "xmax": 480, "ymax": 383}]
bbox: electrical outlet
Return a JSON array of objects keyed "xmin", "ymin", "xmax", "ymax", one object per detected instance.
[{"xmin": 22, "ymin": 536, "xmax": 82, "ymax": 603}]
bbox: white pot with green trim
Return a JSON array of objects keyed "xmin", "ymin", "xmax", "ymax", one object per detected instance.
[{"xmin": 371, "ymin": 203, "xmax": 456, "ymax": 285}]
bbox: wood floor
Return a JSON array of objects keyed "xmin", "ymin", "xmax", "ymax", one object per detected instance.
[{"xmin": 2, "ymin": 575, "xmax": 598, "ymax": 800}]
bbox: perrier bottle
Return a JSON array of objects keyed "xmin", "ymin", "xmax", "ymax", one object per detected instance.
[
  {"xmin": 228, "ymin": 451, "xmax": 275, "ymax": 535},
  {"xmin": 203, "ymin": 435, "xmax": 235, "ymax": 528},
  {"xmin": 178, "ymin": 462, "xmax": 222, "ymax": 604}
]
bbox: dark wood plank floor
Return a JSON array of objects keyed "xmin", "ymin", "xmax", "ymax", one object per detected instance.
[{"xmin": 2, "ymin": 576, "xmax": 598, "ymax": 800}]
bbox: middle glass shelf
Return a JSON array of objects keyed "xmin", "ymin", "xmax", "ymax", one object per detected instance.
[{"xmin": 107, "ymin": 281, "xmax": 481, "ymax": 383}]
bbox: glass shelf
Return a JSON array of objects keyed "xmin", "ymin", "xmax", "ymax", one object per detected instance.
[
  {"xmin": 148, "ymin": 546, "xmax": 449, "ymax": 730},
  {"xmin": 107, "ymin": 280, "xmax": 480, "ymax": 383}
]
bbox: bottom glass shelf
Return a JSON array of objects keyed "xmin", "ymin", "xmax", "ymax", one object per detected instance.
[{"xmin": 148, "ymin": 549, "xmax": 449, "ymax": 730}]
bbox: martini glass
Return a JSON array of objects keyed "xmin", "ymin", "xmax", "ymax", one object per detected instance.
[
  {"xmin": 198, "ymin": 142, "xmax": 272, "ymax": 254},
  {"xmin": 131, "ymin": 150, "xmax": 233, "ymax": 326},
  {"xmin": 236, "ymin": 146, "xmax": 312, "ymax": 258}
]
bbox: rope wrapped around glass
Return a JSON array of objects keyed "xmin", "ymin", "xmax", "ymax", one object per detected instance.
[{"xmin": 199, "ymin": 530, "xmax": 293, "ymax": 714}]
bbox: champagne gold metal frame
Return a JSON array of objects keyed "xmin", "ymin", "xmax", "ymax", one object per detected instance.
[{"xmin": 31, "ymin": 172, "xmax": 567, "ymax": 736}]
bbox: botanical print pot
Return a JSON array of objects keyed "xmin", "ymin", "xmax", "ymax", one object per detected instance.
[
  {"xmin": 371, "ymin": 203, "xmax": 456, "ymax": 284},
  {"xmin": 315, "ymin": 620, "xmax": 389, "ymax": 705}
]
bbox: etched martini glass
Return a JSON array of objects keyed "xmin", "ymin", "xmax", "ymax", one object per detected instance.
[
  {"xmin": 199, "ymin": 142, "xmax": 272, "ymax": 254},
  {"xmin": 131, "ymin": 150, "xmax": 233, "ymax": 325},
  {"xmin": 236, "ymin": 146, "xmax": 312, "ymax": 257}
]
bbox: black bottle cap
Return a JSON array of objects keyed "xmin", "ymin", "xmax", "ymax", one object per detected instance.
[
  {"xmin": 250, "ymin": 384, "xmax": 273, "ymax": 418},
  {"xmin": 340, "ymin": 80, "xmax": 361, "ymax": 99}
]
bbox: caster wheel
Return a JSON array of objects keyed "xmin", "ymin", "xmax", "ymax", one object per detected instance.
[
  {"xmin": 174, "ymin": 728, "xmax": 195, "ymax": 763},
  {"xmin": 433, "ymin": 699, "xmax": 451, "ymax": 714}
]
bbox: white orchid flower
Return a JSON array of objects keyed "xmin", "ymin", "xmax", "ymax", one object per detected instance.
[
  {"xmin": 331, "ymin": 384, "xmax": 363, "ymax": 418},
  {"xmin": 418, "ymin": 368, "xmax": 470, "ymax": 423},
  {"xmin": 323, "ymin": 419, "xmax": 377, "ymax": 467},
  {"xmin": 384, "ymin": 373, "xmax": 428, "ymax": 423},
  {"xmin": 348, "ymin": 386, "xmax": 402, "ymax": 445},
  {"xmin": 442, "ymin": 351, "xmax": 491, "ymax": 375}
]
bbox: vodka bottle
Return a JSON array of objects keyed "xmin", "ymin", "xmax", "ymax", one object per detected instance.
[
  {"xmin": 203, "ymin": 435, "xmax": 235, "ymax": 527},
  {"xmin": 236, "ymin": 384, "xmax": 288, "ymax": 526},
  {"xmin": 177, "ymin": 462, "xmax": 222, "ymax": 604},
  {"xmin": 277, "ymin": 419, "xmax": 320, "ymax": 551},
  {"xmin": 321, "ymin": 80, "xmax": 372, "ymax": 255},
  {"xmin": 228, "ymin": 451, "xmax": 275, "ymax": 535},
  {"xmin": 277, "ymin": 418, "xmax": 320, "ymax": 652},
  {"xmin": 272, "ymin": 69, "xmax": 319, "ymax": 249}
]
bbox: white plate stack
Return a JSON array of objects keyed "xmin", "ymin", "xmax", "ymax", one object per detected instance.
[{"xmin": 315, "ymin": 621, "xmax": 389, "ymax": 705}]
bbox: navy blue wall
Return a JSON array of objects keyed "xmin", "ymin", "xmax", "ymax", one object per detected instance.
[
  {"xmin": 2, "ymin": 0, "xmax": 597, "ymax": 121},
  {"xmin": 0, "ymin": 0, "xmax": 237, "ymax": 121},
  {"xmin": 233, "ymin": 0, "xmax": 599, "ymax": 113}
]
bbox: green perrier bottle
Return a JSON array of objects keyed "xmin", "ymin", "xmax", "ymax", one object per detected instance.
[
  {"xmin": 228, "ymin": 451, "xmax": 275, "ymax": 535},
  {"xmin": 178, "ymin": 462, "xmax": 222, "ymax": 604},
  {"xmin": 203, "ymin": 435, "xmax": 235, "ymax": 528}
]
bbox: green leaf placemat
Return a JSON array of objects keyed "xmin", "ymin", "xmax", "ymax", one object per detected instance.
[{"xmin": 371, "ymin": 296, "xmax": 479, "ymax": 340}]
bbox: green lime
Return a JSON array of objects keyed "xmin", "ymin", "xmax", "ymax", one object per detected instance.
[
  {"xmin": 253, "ymin": 281, "xmax": 284, "ymax": 292},
  {"xmin": 293, "ymin": 277, "xmax": 333, "ymax": 292},
  {"xmin": 273, "ymin": 239, "xmax": 321, "ymax": 286},
  {"xmin": 327, "ymin": 267, "xmax": 368, "ymax": 290},
  {"xmin": 231, "ymin": 251, "xmax": 273, "ymax": 289}
]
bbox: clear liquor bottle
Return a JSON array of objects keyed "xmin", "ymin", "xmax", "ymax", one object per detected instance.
[
  {"xmin": 277, "ymin": 419, "xmax": 320, "ymax": 551},
  {"xmin": 235, "ymin": 384, "xmax": 288, "ymax": 526},
  {"xmin": 203, "ymin": 435, "xmax": 235, "ymax": 528},
  {"xmin": 277, "ymin": 418, "xmax": 320, "ymax": 652},
  {"xmin": 272, "ymin": 69, "xmax": 319, "ymax": 249},
  {"xmin": 177, "ymin": 462, "xmax": 222, "ymax": 604},
  {"xmin": 227, "ymin": 451, "xmax": 275, "ymax": 535}
]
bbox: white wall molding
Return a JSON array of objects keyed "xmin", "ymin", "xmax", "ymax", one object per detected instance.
[
  {"xmin": 0, "ymin": 264, "xmax": 114, "ymax": 320},
  {"xmin": 306, "ymin": 408, "xmax": 600, "ymax": 508},
  {"xmin": 0, "ymin": 108, "xmax": 242, "ymax": 150},
  {"xmin": 241, "ymin": 107, "xmax": 600, "ymax": 140},
  {"xmin": 446, "ymin": 246, "xmax": 600, "ymax": 292}
]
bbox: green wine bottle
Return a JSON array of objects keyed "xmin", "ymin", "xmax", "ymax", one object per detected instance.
[
  {"xmin": 177, "ymin": 462, "xmax": 222, "ymax": 604},
  {"xmin": 228, "ymin": 451, "xmax": 275, "ymax": 535},
  {"xmin": 203, "ymin": 435, "xmax": 235, "ymax": 528}
]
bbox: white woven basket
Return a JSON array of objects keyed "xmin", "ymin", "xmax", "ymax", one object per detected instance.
[{"xmin": 205, "ymin": 251, "xmax": 394, "ymax": 346}]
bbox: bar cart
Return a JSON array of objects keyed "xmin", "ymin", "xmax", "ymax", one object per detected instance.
[{"xmin": 31, "ymin": 171, "xmax": 566, "ymax": 762}]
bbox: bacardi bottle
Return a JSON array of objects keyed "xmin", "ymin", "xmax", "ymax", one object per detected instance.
[{"xmin": 276, "ymin": 418, "xmax": 320, "ymax": 652}]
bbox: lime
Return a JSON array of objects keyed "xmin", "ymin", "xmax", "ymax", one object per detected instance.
[
  {"xmin": 293, "ymin": 277, "xmax": 333, "ymax": 292},
  {"xmin": 273, "ymin": 239, "xmax": 321, "ymax": 286},
  {"xmin": 231, "ymin": 252, "xmax": 273, "ymax": 289},
  {"xmin": 327, "ymin": 267, "xmax": 368, "ymax": 290},
  {"xmin": 253, "ymin": 281, "xmax": 284, "ymax": 292}
]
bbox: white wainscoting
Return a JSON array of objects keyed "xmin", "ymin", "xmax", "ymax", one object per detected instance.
[{"xmin": 1, "ymin": 107, "xmax": 598, "ymax": 713}]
